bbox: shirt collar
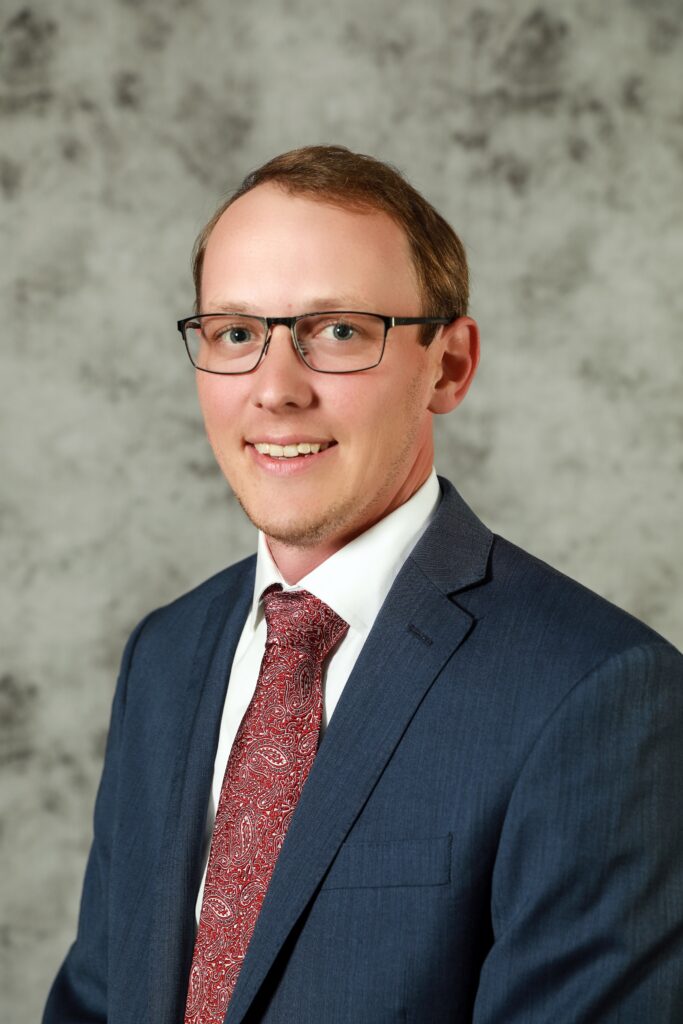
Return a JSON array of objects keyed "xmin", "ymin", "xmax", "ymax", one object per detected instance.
[{"xmin": 248, "ymin": 469, "xmax": 441, "ymax": 633}]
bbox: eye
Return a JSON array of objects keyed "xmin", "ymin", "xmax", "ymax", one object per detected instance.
[
  {"xmin": 321, "ymin": 320, "xmax": 357, "ymax": 342},
  {"xmin": 333, "ymin": 321, "xmax": 355, "ymax": 340},
  {"xmin": 222, "ymin": 325, "xmax": 252, "ymax": 344},
  {"xmin": 208, "ymin": 321, "xmax": 256, "ymax": 345}
]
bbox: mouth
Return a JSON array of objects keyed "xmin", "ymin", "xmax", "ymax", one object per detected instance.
[{"xmin": 250, "ymin": 440, "xmax": 336, "ymax": 459}]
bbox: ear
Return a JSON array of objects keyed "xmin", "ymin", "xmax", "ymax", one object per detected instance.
[{"xmin": 427, "ymin": 316, "xmax": 480, "ymax": 415}]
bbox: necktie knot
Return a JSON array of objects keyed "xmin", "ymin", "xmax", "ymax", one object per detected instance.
[{"xmin": 262, "ymin": 585, "xmax": 349, "ymax": 663}]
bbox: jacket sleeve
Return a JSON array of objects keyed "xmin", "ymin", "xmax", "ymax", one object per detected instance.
[
  {"xmin": 473, "ymin": 641, "xmax": 683, "ymax": 1024},
  {"xmin": 42, "ymin": 615, "xmax": 152, "ymax": 1024}
]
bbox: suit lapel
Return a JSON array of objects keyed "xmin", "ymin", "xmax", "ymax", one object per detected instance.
[
  {"xmin": 227, "ymin": 479, "xmax": 493, "ymax": 1024},
  {"xmin": 148, "ymin": 559, "xmax": 255, "ymax": 1024}
]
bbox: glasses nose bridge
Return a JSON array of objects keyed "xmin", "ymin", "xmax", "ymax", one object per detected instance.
[{"xmin": 263, "ymin": 316, "xmax": 301, "ymax": 361}]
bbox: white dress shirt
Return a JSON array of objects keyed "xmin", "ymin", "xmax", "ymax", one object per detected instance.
[{"xmin": 194, "ymin": 469, "xmax": 441, "ymax": 921}]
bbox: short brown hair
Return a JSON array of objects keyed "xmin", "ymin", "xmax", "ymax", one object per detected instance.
[{"xmin": 191, "ymin": 145, "xmax": 469, "ymax": 343}]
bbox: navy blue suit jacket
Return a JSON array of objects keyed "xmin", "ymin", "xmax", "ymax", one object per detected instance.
[{"xmin": 44, "ymin": 479, "xmax": 683, "ymax": 1022}]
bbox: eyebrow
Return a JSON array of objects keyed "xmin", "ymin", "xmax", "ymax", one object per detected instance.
[{"xmin": 201, "ymin": 297, "xmax": 374, "ymax": 315}]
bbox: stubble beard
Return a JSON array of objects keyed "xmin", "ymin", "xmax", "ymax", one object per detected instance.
[
  {"xmin": 231, "ymin": 392, "xmax": 426, "ymax": 551},
  {"xmin": 234, "ymin": 488, "xmax": 366, "ymax": 550}
]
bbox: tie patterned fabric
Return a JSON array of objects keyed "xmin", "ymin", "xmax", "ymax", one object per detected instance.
[{"xmin": 185, "ymin": 586, "xmax": 348, "ymax": 1024}]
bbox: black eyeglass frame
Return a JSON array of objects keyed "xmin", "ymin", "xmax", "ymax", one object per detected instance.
[{"xmin": 176, "ymin": 311, "xmax": 454, "ymax": 375}]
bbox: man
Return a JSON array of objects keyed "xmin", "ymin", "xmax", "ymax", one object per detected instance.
[{"xmin": 44, "ymin": 146, "xmax": 683, "ymax": 1023}]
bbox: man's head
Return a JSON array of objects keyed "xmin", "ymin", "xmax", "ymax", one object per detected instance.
[{"xmin": 189, "ymin": 146, "xmax": 479, "ymax": 580}]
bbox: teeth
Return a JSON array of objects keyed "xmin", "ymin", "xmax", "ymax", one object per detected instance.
[{"xmin": 254, "ymin": 441, "xmax": 328, "ymax": 458}]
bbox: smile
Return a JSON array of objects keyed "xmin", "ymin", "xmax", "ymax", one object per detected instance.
[{"xmin": 252, "ymin": 441, "xmax": 335, "ymax": 459}]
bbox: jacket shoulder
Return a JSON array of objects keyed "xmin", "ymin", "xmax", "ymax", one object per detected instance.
[
  {"xmin": 427, "ymin": 478, "xmax": 675, "ymax": 662},
  {"xmin": 127, "ymin": 553, "xmax": 256, "ymax": 658},
  {"xmin": 477, "ymin": 532, "xmax": 676, "ymax": 665}
]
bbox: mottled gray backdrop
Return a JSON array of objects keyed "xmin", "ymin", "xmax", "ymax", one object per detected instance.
[{"xmin": 1, "ymin": 0, "xmax": 681, "ymax": 1018}]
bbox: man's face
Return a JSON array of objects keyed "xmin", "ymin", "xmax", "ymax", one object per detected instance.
[{"xmin": 197, "ymin": 183, "xmax": 449, "ymax": 558}]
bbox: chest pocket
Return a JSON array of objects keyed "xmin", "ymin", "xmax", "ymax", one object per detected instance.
[{"xmin": 320, "ymin": 834, "xmax": 452, "ymax": 890}]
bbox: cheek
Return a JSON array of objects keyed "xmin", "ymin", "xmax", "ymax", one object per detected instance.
[
  {"xmin": 340, "ymin": 387, "xmax": 403, "ymax": 468},
  {"xmin": 196, "ymin": 377, "xmax": 237, "ymax": 430},
  {"xmin": 332, "ymin": 385, "xmax": 382, "ymax": 445}
]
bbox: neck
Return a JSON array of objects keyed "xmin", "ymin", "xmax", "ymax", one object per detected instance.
[
  {"xmin": 267, "ymin": 536, "xmax": 343, "ymax": 585},
  {"xmin": 266, "ymin": 462, "xmax": 434, "ymax": 585}
]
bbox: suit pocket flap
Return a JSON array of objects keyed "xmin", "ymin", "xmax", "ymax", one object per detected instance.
[{"xmin": 321, "ymin": 834, "xmax": 452, "ymax": 890}]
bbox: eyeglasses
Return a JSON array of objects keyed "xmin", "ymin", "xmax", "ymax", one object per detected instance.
[{"xmin": 176, "ymin": 311, "xmax": 453, "ymax": 375}]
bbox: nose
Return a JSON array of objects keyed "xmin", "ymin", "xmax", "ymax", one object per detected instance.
[{"xmin": 250, "ymin": 324, "xmax": 315, "ymax": 411}]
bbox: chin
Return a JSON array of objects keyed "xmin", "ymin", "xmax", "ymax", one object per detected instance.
[
  {"xmin": 254, "ymin": 518, "xmax": 339, "ymax": 549},
  {"xmin": 237, "ymin": 492, "xmax": 363, "ymax": 551},
  {"xmin": 236, "ymin": 500, "xmax": 331, "ymax": 548}
]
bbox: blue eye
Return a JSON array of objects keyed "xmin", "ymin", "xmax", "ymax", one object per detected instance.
[
  {"xmin": 311, "ymin": 320, "xmax": 357, "ymax": 343},
  {"xmin": 331, "ymin": 322, "xmax": 355, "ymax": 341},
  {"xmin": 211, "ymin": 324, "xmax": 254, "ymax": 345},
  {"xmin": 226, "ymin": 327, "xmax": 252, "ymax": 344}
]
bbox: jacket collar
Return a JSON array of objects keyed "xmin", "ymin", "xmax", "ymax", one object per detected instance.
[{"xmin": 411, "ymin": 475, "xmax": 493, "ymax": 596}]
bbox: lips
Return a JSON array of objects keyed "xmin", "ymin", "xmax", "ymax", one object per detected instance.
[{"xmin": 250, "ymin": 440, "xmax": 336, "ymax": 459}]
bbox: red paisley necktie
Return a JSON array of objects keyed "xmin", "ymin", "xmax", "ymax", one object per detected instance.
[{"xmin": 184, "ymin": 586, "xmax": 348, "ymax": 1024}]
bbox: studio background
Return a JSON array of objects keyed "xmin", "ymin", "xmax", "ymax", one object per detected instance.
[{"xmin": 1, "ymin": 0, "xmax": 681, "ymax": 1019}]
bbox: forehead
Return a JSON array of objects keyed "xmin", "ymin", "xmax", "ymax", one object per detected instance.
[{"xmin": 200, "ymin": 183, "xmax": 419, "ymax": 314}]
